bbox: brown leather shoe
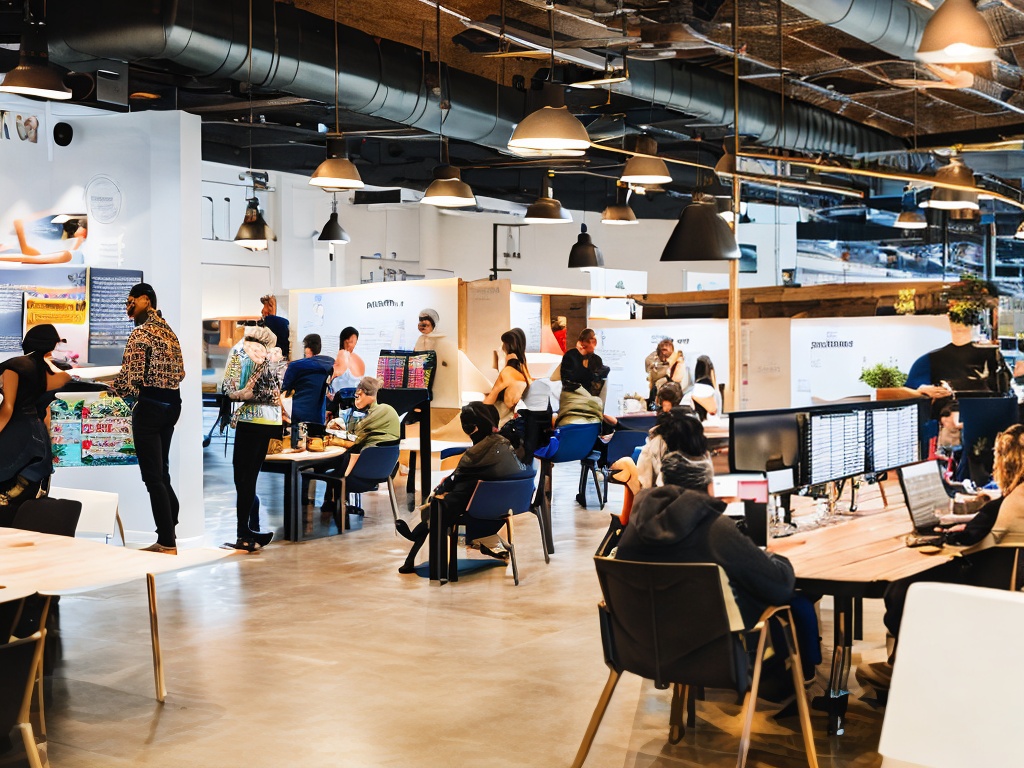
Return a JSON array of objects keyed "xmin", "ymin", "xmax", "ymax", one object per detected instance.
[{"xmin": 140, "ymin": 542, "xmax": 177, "ymax": 555}]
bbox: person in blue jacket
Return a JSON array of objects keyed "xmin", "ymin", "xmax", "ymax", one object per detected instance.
[{"xmin": 282, "ymin": 333, "xmax": 334, "ymax": 446}]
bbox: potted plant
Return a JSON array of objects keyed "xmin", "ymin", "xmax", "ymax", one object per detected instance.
[
  {"xmin": 893, "ymin": 288, "xmax": 916, "ymax": 316},
  {"xmin": 859, "ymin": 362, "xmax": 911, "ymax": 400},
  {"xmin": 942, "ymin": 273, "xmax": 999, "ymax": 337}
]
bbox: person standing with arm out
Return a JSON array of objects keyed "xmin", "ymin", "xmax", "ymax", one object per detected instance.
[{"xmin": 110, "ymin": 283, "xmax": 185, "ymax": 554}]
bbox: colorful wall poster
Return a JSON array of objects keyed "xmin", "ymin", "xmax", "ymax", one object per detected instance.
[
  {"xmin": 0, "ymin": 265, "xmax": 86, "ymax": 354},
  {"xmin": 49, "ymin": 392, "xmax": 136, "ymax": 468}
]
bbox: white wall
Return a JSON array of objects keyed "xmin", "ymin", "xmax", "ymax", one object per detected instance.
[{"xmin": 0, "ymin": 99, "xmax": 204, "ymax": 543}]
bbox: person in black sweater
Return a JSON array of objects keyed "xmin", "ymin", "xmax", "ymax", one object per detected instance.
[
  {"xmin": 617, "ymin": 451, "xmax": 820, "ymax": 681},
  {"xmin": 560, "ymin": 328, "xmax": 608, "ymax": 396},
  {"xmin": 395, "ymin": 402, "xmax": 533, "ymax": 574}
]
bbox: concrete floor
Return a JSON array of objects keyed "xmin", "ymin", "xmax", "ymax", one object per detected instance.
[{"xmin": 3, "ymin": 435, "xmax": 891, "ymax": 767}]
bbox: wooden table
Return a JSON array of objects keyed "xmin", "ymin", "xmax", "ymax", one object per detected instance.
[
  {"xmin": 769, "ymin": 483, "xmax": 965, "ymax": 736},
  {"xmin": 0, "ymin": 528, "xmax": 230, "ymax": 702},
  {"xmin": 262, "ymin": 445, "xmax": 347, "ymax": 541}
]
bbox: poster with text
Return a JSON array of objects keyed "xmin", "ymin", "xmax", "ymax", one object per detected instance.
[
  {"xmin": 49, "ymin": 392, "xmax": 136, "ymax": 468},
  {"xmin": 0, "ymin": 265, "xmax": 86, "ymax": 354},
  {"xmin": 88, "ymin": 267, "xmax": 142, "ymax": 365}
]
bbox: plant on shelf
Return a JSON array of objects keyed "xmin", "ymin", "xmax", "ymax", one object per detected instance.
[
  {"xmin": 942, "ymin": 273, "xmax": 998, "ymax": 327},
  {"xmin": 893, "ymin": 288, "xmax": 916, "ymax": 315},
  {"xmin": 859, "ymin": 362, "xmax": 908, "ymax": 389}
]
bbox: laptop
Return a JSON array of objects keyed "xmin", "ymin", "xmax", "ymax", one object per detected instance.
[{"xmin": 897, "ymin": 460, "xmax": 953, "ymax": 534}]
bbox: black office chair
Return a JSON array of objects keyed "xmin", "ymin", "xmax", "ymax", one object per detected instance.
[
  {"xmin": 572, "ymin": 557, "xmax": 818, "ymax": 768},
  {"xmin": 11, "ymin": 497, "xmax": 83, "ymax": 537}
]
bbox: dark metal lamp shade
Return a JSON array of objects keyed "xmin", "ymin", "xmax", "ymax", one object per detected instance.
[
  {"xmin": 568, "ymin": 224, "xmax": 603, "ymax": 268},
  {"xmin": 318, "ymin": 212, "xmax": 350, "ymax": 243},
  {"xmin": 234, "ymin": 198, "xmax": 277, "ymax": 250},
  {"xmin": 660, "ymin": 201, "xmax": 740, "ymax": 262}
]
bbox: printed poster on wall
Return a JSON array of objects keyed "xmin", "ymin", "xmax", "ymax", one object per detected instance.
[
  {"xmin": 49, "ymin": 392, "xmax": 137, "ymax": 468},
  {"xmin": 88, "ymin": 267, "xmax": 142, "ymax": 365},
  {"xmin": 0, "ymin": 265, "xmax": 86, "ymax": 354}
]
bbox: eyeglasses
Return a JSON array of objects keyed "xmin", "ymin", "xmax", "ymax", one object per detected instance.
[{"xmin": 124, "ymin": 298, "xmax": 135, "ymax": 306}]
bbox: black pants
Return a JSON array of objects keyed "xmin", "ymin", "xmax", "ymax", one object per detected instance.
[
  {"xmin": 233, "ymin": 422, "xmax": 281, "ymax": 540},
  {"xmin": 133, "ymin": 395, "xmax": 181, "ymax": 547}
]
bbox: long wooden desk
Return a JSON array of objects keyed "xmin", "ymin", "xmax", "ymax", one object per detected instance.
[
  {"xmin": 0, "ymin": 528, "xmax": 230, "ymax": 701},
  {"xmin": 261, "ymin": 445, "xmax": 347, "ymax": 541},
  {"xmin": 769, "ymin": 483, "xmax": 965, "ymax": 736}
]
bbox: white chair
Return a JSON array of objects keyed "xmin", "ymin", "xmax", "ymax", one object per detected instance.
[
  {"xmin": 48, "ymin": 487, "xmax": 124, "ymax": 545},
  {"xmin": 878, "ymin": 582, "xmax": 1024, "ymax": 767}
]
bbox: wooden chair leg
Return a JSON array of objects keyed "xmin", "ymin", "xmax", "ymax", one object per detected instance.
[
  {"xmin": 448, "ymin": 524, "xmax": 459, "ymax": 583},
  {"xmin": 18, "ymin": 722, "xmax": 45, "ymax": 768},
  {"xmin": 386, "ymin": 477, "xmax": 400, "ymax": 524},
  {"xmin": 571, "ymin": 668, "xmax": 621, "ymax": 768},
  {"xmin": 737, "ymin": 621, "xmax": 773, "ymax": 768},
  {"xmin": 779, "ymin": 609, "xmax": 820, "ymax": 768}
]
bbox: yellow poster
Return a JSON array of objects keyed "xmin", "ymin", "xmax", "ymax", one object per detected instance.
[{"xmin": 25, "ymin": 297, "xmax": 88, "ymax": 325}]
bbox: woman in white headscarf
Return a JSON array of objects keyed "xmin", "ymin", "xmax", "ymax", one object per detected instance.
[
  {"xmin": 222, "ymin": 324, "xmax": 285, "ymax": 552},
  {"xmin": 413, "ymin": 308, "xmax": 441, "ymax": 351}
]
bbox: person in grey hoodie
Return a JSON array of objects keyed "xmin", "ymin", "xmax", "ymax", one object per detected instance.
[{"xmin": 616, "ymin": 451, "xmax": 820, "ymax": 681}]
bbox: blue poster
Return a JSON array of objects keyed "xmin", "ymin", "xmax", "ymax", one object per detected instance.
[{"xmin": 0, "ymin": 265, "xmax": 86, "ymax": 353}]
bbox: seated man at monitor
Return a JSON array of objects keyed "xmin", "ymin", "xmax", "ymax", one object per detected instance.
[
  {"xmin": 320, "ymin": 376, "xmax": 400, "ymax": 514},
  {"xmin": 616, "ymin": 451, "xmax": 820, "ymax": 683}
]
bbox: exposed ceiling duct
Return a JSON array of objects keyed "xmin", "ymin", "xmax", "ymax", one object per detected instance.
[
  {"xmin": 784, "ymin": 0, "xmax": 931, "ymax": 60},
  {"xmin": 45, "ymin": 0, "xmax": 904, "ymax": 157}
]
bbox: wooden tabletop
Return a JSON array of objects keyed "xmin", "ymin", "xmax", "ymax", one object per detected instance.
[
  {"xmin": 0, "ymin": 528, "xmax": 231, "ymax": 598},
  {"xmin": 263, "ymin": 445, "xmax": 347, "ymax": 462},
  {"xmin": 768, "ymin": 482, "xmax": 964, "ymax": 595}
]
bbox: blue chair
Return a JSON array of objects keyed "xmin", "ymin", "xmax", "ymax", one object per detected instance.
[
  {"xmin": 302, "ymin": 444, "xmax": 401, "ymax": 532},
  {"xmin": 534, "ymin": 422, "xmax": 601, "ymax": 555},
  {"xmin": 443, "ymin": 476, "xmax": 538, "ymax": 585},
  {"xmin": 579, "ymin": 428, "xmax": 649, "ymax": 511}
]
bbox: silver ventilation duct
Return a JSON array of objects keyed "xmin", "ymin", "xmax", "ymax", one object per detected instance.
[
  {"xmin": 785, "ymin": 0, "xmax": 930, "ymax": 60},
  {"xmin": 45, "ymin": 0, "xmax": 903, "ymax": 156}
]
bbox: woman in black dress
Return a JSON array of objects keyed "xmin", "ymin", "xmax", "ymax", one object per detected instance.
[{"xmin": 0, "ymin": 325, "xmax": 71, "ymax": 519}]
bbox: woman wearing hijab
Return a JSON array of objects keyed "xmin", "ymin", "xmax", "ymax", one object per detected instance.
[
  {"xmin": 413, "ymin": 308, "xmax": 440, "ymax": 351},
  {"xmin": 222, "ymin": 324, "xmax": 285, "ymax": 552},
  {"xmin": 394, "ymin": 402, "xmax": 533, "ymax": 574},
  {"xmin": 0, "ymin": 324, "xmax": 71, "ymax": 517}
]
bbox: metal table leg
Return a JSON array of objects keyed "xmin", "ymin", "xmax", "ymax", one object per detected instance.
[{"xmin": 826, "ymin": 595, "xmax": 853, "ymax": 735}]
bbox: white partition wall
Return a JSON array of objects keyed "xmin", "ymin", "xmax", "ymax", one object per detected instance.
[{"xmin": 0, "ymin": 99, "xmax": 205, "ymax": 543}]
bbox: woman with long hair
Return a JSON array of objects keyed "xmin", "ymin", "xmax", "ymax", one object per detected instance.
[
  {"xmin": 483, "ymin": 327, "xmax": 532, "ymax": 426},
  {"xmin": 690, "ymin": 354, "xmax": 722, "ymax": 421},
  {"xmin": 0, "ymin": 325, "xmax": 71, "ymax": 518}
]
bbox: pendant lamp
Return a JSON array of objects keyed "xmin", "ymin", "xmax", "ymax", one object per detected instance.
[
  {"xmin": 235, "ymin": 198, "xmax": 276, "ymax": 251},
  {"xmin": 928, "ymin": 157, "xmax": 979, "ymax": 210},
  {"xmin": 421, "ymin": 164, "xmax": 476, "ymax": 208},
  {"xmin": 568, "ymin": 223, "xmax": 603, "ymax": 268},
  {"xmin": 0, "ymin": 17, "xmax": 71, "ymax": 100},
  {"xmin": 524, "ymin": 172, "xmax": 572, "ymax": 224},
  {"xmin": 714, "ymin": 151, "xmax": 736, "ymax": 180},
  {"xmin": 309, "ymin": 0, "xmax": 363, "ymax": 190},
  {"xmin": 895, "ymin": 211, "xmax": 928, "ymax": 229},
  {"xmin": 620, "ymin": 136, "xmax": 672, "ymax": 185},
  {"xmin": 508, "ymin": 105, "xmax": 590, "ymax": 156},
  {"xmin": 917, "ymin": 0, "xmax": 998, "ymax": 65},
  {"xmin": 1014, "ymin": 221, "xmax": 1024, "ymax": 240},
  {"xmin": 602, "ymin": 182, "xmax": 637, "ymax": 225},
  {"xmin": 318, "ymin": 195, "xmax": 350, "ymax": 243},
  {"xmin": 661, "ymin": 196, "xmax": 740, "ymax": 262}
]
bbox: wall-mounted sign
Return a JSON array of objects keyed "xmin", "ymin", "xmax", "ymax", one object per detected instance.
[{"xmin": 86, "ymin": 175, "xmax": 123, "ymax": 224}]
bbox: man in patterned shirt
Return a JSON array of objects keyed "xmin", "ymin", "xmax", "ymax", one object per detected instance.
[{"xmin": 111, "ymin": 283, "xmax": 185, "ymax": 554}]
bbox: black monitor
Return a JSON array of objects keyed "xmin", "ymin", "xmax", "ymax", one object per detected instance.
[
  {"xmin": 729, "ymin": 410, "xmax": 802, "ymax": 474},
  {"xmin": 805, "ymin": 410, "xmax": 867, "ymax": 486}
]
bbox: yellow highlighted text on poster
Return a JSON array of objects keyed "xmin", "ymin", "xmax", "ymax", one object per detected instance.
[{"xmin": 25, "ymin": 297, "xmax": 88, "ymax": 326}]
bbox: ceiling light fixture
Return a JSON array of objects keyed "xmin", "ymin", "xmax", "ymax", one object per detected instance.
[
  {"xmin": 917, "ymin": 0, "xmax": 998, "ymax": 65},
  {"xmin": 620, "ymin": 135, "xmax": 672, "ymax": 185},
  {"xmin": 0, "ymin": 5, "xmax": 71, "ymax": 101},
  {"xmin": 234, "ymin": 1, "xmax": 275, "ymax": 251},
  {"xmin": 1014, "ymin": 221, "xmax": 1024, "ymax": 240},
  {"xmin": 235, "ymin": 197, "xmax": 276, "ymax": 251},
  {"xmin": 568, "ymin": 223, "xmax": 603, "ymax": 268},
  {"xmin": 927, "ymin": 156, "xmax": 979, "ymax": 210},
  {"xmin": 661, "ymin": 195, "xmax": 740, "ymax": 262},
  {"xmin": 318, "ymin": 194, "xmax": 350, "ymax": 243},
  {"xmin": 895, "ymin": 210, "xmax": 928, "ymax": 229},
  {"xmin": 507, "ymin": 4, "xmax": 590, "ymax": 157},
  {"xmin": 421, "ymin": 162, "xmax": 476, "ymax": 208},
  {"xmin": 602, "ymin": 182, "xmax": 637, "ymax": 225},
  {"xmin": 309, "ymin": 0, "xmax": 363, "ymax": 191},
  {"xmin": 524, "ymin": 171, "xmax": 572, "ymax": 224},
  {"xmin": 421, "ymin": 3, "xmax": 476, "ymax": 209}
]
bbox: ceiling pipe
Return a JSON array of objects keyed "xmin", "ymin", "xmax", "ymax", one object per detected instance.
[
  {"xmin": 46, "ymin": 0, "xmax": 903, "ymax": 157},
  {"xmin": 784, "ymin": 0, "xmax": 931, "ymax": 60}
]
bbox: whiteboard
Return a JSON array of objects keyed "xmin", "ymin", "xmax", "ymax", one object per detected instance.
[
  {"xmin": 292, "ymin": 278, "xmax": 462, "ymax": 408},
  {"xmin": 741, "ymin": 318, "xmax": 791, "ymax": 410},
  {"xmin": 789, "ymin": 315, "xmax": 950, "ymax": 406},
  {"xmin": 510, "ymin": 291, "xmax": 542, "ymax": 353},
  {"xmin": 591, "ymin": 318, "xmax": 729, "ymax": 415}
]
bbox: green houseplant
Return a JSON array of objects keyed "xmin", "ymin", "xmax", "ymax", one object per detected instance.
[{"xmin": 859, "ymin": 362, "xmax": 908, "ymax": 389}]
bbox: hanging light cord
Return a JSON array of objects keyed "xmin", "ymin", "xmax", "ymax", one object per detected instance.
[
  {"xmin": 247, "ymin": 0, "xmax": 254, "ymax": 182},
  {"xmin": 334, "ymin": 0, "xmax": 340, "ymax": 135},
  {"xmin": 437, "ymin": 1, "xmax": 443, "ymax": 164}
]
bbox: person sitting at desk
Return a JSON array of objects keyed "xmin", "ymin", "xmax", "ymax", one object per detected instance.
[
  {"xmin": 637, "ymin": 406, "xmax": 705, "ymax": 489},
  {"xmin": 655, "ymin": 382, "xmax": 682, "ymax": 413},
  {"xmin": 858, "ymin": 424, "xmax": 1024, "ymax": 693},
  {"xmin": 395, "ymin": 402, "xmax": 533, "ymax": 574},
  {"xmin": 321, "ymin": 376, "xmax": 400, "ymax": 515},
  {"xmin": 616, "ymin": 451, "xmax": 820, "ymax": 684}
]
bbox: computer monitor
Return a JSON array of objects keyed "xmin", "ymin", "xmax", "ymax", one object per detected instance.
[
  {"xmin": 805, "ymin": 409, "xmax": 866, "ymax": 485},
  {"xmin": 729, "ymin": 410, "xmax": 802, "ymax": 474},
  {"xmin": 869, "ymin": 402, "xmax": 922, "ymax": 472}
]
